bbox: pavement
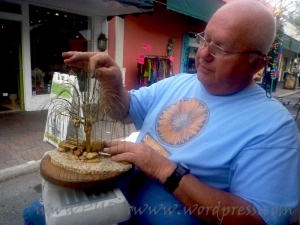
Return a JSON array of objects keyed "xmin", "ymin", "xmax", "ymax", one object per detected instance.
[
  {"xmin": 0, "ymin": 110, "xmax": 53, "ymax": 181},
  {"xmin": 0, "ymin": 81, "xmax": 300, "ymax": 182}
]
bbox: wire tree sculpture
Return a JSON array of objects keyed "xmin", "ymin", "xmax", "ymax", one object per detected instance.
[
  {"xmin": 41, "ymin": 68, "xmax": 127, "ymax": 156},
  {"xmin": 39, "ymin": 70, "xmax": 134, "ymax": 186}
]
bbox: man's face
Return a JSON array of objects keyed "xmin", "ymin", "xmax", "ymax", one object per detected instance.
[{"xmin": 195, "ymin": 15, "xmax": 260, "ymax": 95}]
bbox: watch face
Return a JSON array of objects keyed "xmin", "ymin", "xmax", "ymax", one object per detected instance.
[
  {"xmin": 177, "ymin": 163, "xmax": 190, "ymax": 175},
  {"xmin": 179, "ymin": 162, "xmax": 189, "ymax": 169}
]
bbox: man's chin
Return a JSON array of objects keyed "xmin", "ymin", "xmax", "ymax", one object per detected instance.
[
  {"xmin": 197, "ymin": 72, "xmax": 213, "ymax": 84},
  {"xmin": 196, "ymin": 78, "xmax": 228, "ymax": 95}
]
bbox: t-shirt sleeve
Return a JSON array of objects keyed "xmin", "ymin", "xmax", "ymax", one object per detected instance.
[
  {"xmin": 129, "ymin": 85, "xmax": 159, "ymax": 129},
  {"xmin": 128, "ymin": 76, "xmax": 173, "ymax": 130},
  {"xmin": 229, "ymin": 132, "xmax": 300, "ymax": 224}
]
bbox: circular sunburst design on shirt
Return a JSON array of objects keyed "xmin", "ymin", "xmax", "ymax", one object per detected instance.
[{"xmin": 156, "ymin": 98, "xmax": 209, "ymax": 147}]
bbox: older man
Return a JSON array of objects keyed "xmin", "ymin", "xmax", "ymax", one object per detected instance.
[{"xmin": 62, "ymin": 1, "xmax": 300, "ymax": 224}]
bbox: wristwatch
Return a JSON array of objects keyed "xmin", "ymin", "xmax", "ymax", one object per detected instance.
[{"xmin": 164, "ymin": 162, "xmax": 190, "ymax": 194}]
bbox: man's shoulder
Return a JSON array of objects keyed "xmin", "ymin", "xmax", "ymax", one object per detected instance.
[
  {"xmin": 174, "ymin": 73, "xmax": 197, "ymax": 78},
  {"xmin": 161, "ymin": 73, "xmax": 197, "ymax": 84}
]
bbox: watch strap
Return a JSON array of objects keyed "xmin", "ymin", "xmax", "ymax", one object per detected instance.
[{"xmin": 164, "ymin": 163, "xmax": 190, "ymax": 194}]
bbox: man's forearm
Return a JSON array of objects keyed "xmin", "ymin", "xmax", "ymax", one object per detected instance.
[{"xmin": 173, "ymin": 175, "xmax": 266, "ymax": 225}]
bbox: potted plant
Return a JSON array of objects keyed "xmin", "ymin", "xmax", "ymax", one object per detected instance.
[{"xmin": 32, "ymin": 67, "xmax": 45, "ymax": 89}]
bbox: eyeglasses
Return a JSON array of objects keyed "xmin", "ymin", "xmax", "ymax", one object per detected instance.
[{"xmin": 196, "ymin": 32, "xmax": 266, "ymax": 59}]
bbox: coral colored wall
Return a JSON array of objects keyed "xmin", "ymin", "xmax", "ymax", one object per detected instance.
[
  {"xmin": 110, "ymin": 3, "xmax": 206, "ymax": 90},
  {"xmin": 108, "ymin": 17, "xmax": 116, "ymax": 61}
]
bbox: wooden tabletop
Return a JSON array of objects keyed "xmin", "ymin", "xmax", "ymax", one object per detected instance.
[{"xmin": 40, "ymin": 154, "xmax": 134, "ymax": 189}]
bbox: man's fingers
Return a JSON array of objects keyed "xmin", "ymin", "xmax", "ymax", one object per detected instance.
[
  {"xmin": 102, "ymin": 143, "xmax": 135, "ymax": 165},
  {"xmin": 62, "ymin": 53, "xmax": 89, "ymax": 68},
  {"xmin": 62, "ymin": 52, "xmax": 122, "ymax": 83},
  {"xmin": 62, "ymin": 51, "xmax": 97, "ymax": 69},
  {"xmin": 103, "ymin": 141, "xmax": 135, "ymax": 157},
  {"xmin": 104, "ymin": 140, "xmax": 126, "ymax": 147}
]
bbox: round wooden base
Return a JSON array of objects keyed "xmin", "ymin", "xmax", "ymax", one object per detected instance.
[{"xmin": 40, "ymin": 154, "xmax": 134, "ymax": 189}]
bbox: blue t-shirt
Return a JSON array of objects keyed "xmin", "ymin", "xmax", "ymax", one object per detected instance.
[{"xmin": 119, "ymin": 73, "xmax": 300, "ymax": 225}]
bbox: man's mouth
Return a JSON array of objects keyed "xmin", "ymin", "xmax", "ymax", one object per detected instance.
[{"xmin": 199, "ymin": 63, "xmax": 212, "ymax": 73}]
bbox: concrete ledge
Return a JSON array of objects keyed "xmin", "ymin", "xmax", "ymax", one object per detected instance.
[{"xmin": 0, "ymin": 160, "xmax": 41, "ymax": 182}]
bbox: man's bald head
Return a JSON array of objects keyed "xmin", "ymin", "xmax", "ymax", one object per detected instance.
[{"xmin": 209, "ymin": 0, "xmax": 276, "ymax": 54}]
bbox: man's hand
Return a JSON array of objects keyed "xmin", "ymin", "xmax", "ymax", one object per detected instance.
[
  {"xmin": 62, "ymin": 51, "xmax": 122, "ymax": 83},
  {"xmin": 62, "ymin": 51, "xmax": 131, "ymax": 121},
  {"xmin": 103, "ymin": 141, "xmax": 176, "ymax": 183}
]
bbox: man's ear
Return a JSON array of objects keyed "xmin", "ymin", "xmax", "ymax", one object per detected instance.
[
  {"xmin": 249, "ymin": 54, "xmax": 268, "ymax": 73},
  {"xmin": 249, "ymin": 54, "xmax": 257, "ymax": 63}
]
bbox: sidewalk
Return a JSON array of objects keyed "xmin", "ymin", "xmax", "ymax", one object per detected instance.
[
  {"xmin": 272, "ymin": 84, "xmax": 300, "ymax": 98},
  {"xmin": 0, "ymin": 110, "xmax": 54, "ymax": 181},
  {"xmin": 0, "ymin": 82, "xmax": 300, "ymax": 182}
]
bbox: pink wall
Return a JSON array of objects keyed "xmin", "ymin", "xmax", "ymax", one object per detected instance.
[
  {"xmin": 110, "ymin": 3, "xmax": 206, "ymax": 90},
  {"xmin": 108, "ymin": 17, "xmax": 116, "ymax": 61}
]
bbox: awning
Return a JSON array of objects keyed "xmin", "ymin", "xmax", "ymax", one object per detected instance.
[
  {"xmin": 167, "ymin": 0, "xmax": 225, "ymax": 22},
  {"xmin": 103, "ymin": 0, "xmax": 154, "ymax": 11},
  {"xmin": 282, "ymin": 33, "xmax": 300, "ymax": 54}
]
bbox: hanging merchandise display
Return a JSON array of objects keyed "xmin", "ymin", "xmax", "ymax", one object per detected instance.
[
  {"xmin": 137, "ymin": 55, "xmax": 173, "ymax": 88},
  {"xmin": 166, "ymin": 38, "xmax": 176, "ymax": 57}
]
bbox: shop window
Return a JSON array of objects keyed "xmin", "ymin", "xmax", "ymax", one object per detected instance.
[
  {"xmin": 29, "ymin": 5, "xmax": 88, "ymax": 95},
  {"xmin": 0, "ymin": 2, "xmax": 21, "ymax": 14},
  {"xmin": 0, "ymin": 19, "xmax": 21, "ymax": 101}
]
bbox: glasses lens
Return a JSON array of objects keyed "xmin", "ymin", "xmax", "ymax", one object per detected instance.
[
  {"xmin": 196, "ymin": 33, "xmax": 225, "ymax": 59},
  {"xmin": 196, "ymin": 33, "xmax": 206, "ymax": 48},
  {"xmin": 209, "ymin": 44, "xmax": 225, "ymax": 58}
]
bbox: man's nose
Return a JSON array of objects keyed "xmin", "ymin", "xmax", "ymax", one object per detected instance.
[{"xmin": 199, "ymin": 45, "xmax": 214, "ymax": 61}]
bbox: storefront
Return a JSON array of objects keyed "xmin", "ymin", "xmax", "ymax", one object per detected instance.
[
  {"xmin": 0, "ymin": 0, "xmax": 225, "ymax": 111},
  {"xmin": 0, "ymin": 0, "xmax": 146, "ymax": 111},
  {"xmin": 278, "ymin": 30, "xmax": 300, "ymax": 82}
]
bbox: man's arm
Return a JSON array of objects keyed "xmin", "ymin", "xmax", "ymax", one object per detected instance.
[
  {"xmin": 104, "ymin": 141, "xmax": 266, "ymax": 225},
  {"xmin": 172, "ymin": 173, "xmax": 266, "ymax": 224}
]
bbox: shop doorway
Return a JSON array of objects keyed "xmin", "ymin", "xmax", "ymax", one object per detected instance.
[
  {"xmin": 29, "ymin": 5, "xmax": 88, "ymax": 96},
  {"xmin": 0, "ymin": 19, "xmax": 22, "ymax": 112}
]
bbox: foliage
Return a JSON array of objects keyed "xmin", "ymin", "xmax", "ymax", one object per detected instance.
[
  {"xmin": 32, "ymin": 67, "xmax": 45, "ymax": 81},
  {"xmin": 260, "ymin": 0, "xmax": 300, "ymax": 69},
  {"xmin": 268, "ymin": 13, "xmax": 284, "ymax": 63},
  {"xmin": 286, "ymin": 0, "xmax": 300, "ymax": 36}
]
